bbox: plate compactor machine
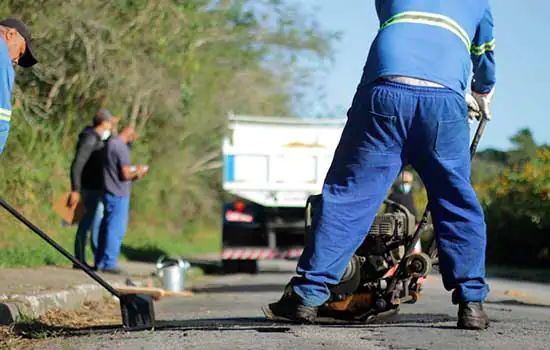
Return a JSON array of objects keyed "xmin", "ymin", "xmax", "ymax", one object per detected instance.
[
  {"xmin": 297, "ymin": 118, "xmax": 487, "ymax": 323},
  {"xmin": 305, "ymin": 195, "xmax": 434, "ymax": 323}
]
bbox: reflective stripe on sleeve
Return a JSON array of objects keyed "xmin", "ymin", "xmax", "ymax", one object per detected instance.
[{"xmin": 471, "ymin": 38, "xmax": 496, "ymax": 56}]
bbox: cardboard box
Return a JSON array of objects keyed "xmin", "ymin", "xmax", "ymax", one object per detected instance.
[{"xmin": 53, "ymin": 192, "xmax": 87, "ymax": 225}]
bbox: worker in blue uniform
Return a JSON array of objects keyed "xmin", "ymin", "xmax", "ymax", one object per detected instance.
[
  {"xmin": 0, "ymin": 18, "xmax": 38, "ymax": 155},
  {"xmin": 263, "ymin": 0, "xmax": 495, "ymax": 330}
]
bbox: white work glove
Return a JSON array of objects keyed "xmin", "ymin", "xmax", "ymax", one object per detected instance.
[
  {"xmin": 465, "ymin": 93, "xmax": 481, "ymax": 123},
  {"xmin": 472, "ymin": 89, "xmax": 494, "ymax": 120}
]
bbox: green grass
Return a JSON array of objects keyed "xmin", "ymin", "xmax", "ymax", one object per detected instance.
[
  {"xmin": 120, "ymin": 221, "xmax": 221, "ymax": 263},
  {"xmin": 0, "ymin": 208, "xmax": 221, "ymax": 268}
]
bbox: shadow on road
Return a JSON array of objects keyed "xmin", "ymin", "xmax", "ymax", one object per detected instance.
[
  {"xmin": 485, "ymin": 299, "xmax": 550, "ymax": 309},
  {"xmin": 10, "ymin": 317, "xmax": 292, "ymax": 340},
  {"xmin": 121, "ymin": 244, "xmax": 169, "ymax": 263},
  {"xmin": 11, "ymin": 313, "xmax": 463, "ymax": 340}
]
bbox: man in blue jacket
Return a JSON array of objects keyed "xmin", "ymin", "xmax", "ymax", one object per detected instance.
[
  {"xmin": 0, "ymin": 18, "xmax": 38, "ymax": 154},
  {"xmin": 263, "ymin": 0, "xmax": 495, "ymax": 330}
]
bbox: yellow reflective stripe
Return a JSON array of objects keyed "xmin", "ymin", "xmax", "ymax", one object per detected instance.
[
  {"xmin": 471, "ymin": 38, "xmax": 496, "ymax": 56},
  {"xmin": 0, "ymin": 108, "xmax": 11, "ymax": 121},
  {"xmin": 0, "ymin": 107, "xmax": 11, "ymax": 116},
  {"xmin": 0, "ymin": 108, "xmax": 10, "ymax": 121},
  {"xmin": 380, "ymin": 11, "xmax": 471, "ymax": 51}
]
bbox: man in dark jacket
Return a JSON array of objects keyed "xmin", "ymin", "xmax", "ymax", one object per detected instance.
[{"xmin": 69, "ymin": 108, "xmax": 118, "ymax": 268}]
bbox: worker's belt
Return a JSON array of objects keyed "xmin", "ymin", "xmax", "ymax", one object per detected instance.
[
  {"xmin": 0, "ymin": 108, "xmax": 11, "ymax": 122},
  {"xmin": 383, "ymin": 75, "xmax": 445, "ymax": 88}
]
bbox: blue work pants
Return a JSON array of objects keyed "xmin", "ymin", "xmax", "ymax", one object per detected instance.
[
  {"xmin": 74, "ymin": 189, "xmax": 104, "ymax": 264},
  {"xmin": 292, "ymin": 80, "xmax": 488, "ymax": 306},
  {"xmin": 95, "ymin": 192, "xmax": 130, "ymax": 270}
]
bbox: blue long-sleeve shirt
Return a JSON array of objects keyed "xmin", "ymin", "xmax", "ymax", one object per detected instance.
[
  {"xmin": 0, "ymin": 40, "xmax": 15, "ymax": 154},
  {"xmin": 363, "ymin": 0, "xmax": 496, "ymax": 96}
]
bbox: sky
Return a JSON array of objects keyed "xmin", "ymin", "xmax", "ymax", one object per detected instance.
[{"xmin": 294, "ymin": 1, "xmax": 550, "ymax": 151}]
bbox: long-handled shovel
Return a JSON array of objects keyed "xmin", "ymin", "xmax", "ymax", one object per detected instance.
[{"xmin": 0, "ymin": 198, "xmax": 155, "ymax": 331}]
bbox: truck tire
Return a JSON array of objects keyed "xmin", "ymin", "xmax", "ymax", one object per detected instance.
[
  {"xmin": 222, "ymin": 259, "xmax": 239, "ymax": 274},
  {"xmin": 239, "ymin": 259, "xmax": 259, "ymax": 274},
  {"xmin": 222, "ymin": 259, "xmax": 258, "ymax": 274}
]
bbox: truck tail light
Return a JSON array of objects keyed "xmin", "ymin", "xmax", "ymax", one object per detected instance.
[
  {"xmin": 225, "ymin": 200, "xmax": 253, "ymax": 223},
  {"xmin": 233, "ymin": 200, "xmax": 246, "ymax": 212}
]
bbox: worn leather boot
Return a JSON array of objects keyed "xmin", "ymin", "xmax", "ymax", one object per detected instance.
[
  {"xmin": 457, "ymin": 302, "xmax": 490, "ymax": 330},
  {"xmin": 261, "ymin": 284, "xmax": 318, "ymax": 324}
]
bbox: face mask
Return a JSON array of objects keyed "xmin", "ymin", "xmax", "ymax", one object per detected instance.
[
  {"xmin": 101, "ymin": 130, "xmax": 111, "ymax": 141},
  {"xmin": 398, "ymin": 183, "xmax": 412, "ymax": 194}
]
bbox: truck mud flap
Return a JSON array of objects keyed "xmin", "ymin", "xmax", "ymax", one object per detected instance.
[{"xmin": 222, "ymin": 248, "xmax": 303, "ymax": 260}]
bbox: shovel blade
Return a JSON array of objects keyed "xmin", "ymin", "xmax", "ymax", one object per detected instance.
[{"xmin": 119, "ymin": 293, "xmax": 156, "ymax": 331}]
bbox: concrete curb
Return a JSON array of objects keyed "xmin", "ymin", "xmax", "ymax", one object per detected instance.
[
  {"xmin": 0, "ymin": 265, "xmax": 205, "ymax": 326},
  {"xmin": 0, "ymin": 283, "xmax": 116, "ymax": 325}
]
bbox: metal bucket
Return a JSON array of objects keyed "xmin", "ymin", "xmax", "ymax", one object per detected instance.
[{"xmin": 156, "ymin": 256, "xmax": 191, "ymax": 292}]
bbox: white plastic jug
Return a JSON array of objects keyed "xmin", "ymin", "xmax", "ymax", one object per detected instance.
[{"xmin": 156, "ymin": 256, "xmax": 191, "ymax": 292}]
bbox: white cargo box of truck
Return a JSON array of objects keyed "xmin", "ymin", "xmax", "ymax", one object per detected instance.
[{"xmin": 220, "ymin": 113, "xmax": 346, "ymax": 273}]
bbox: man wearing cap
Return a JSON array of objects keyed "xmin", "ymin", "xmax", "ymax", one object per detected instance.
[
  {"xmin": 0, "ymin": 18, "xmax": 38, "ymax": 154},
  {"xmin": 69, "ymin": 108, "xmax": 118, "ymax": 268}
]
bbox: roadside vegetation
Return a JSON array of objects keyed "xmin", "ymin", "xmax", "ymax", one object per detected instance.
[
  {"xmin": 0, "ymin": 1, "xmax": 337, "ymax": 267},
  {"xmin": 413, "ymin": 128, "xmax": 550, "ymax": 268}
]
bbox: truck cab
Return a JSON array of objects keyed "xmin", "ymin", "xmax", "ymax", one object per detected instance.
[{"xmin": 221, "ymin": 114, "xmax": 346, "ymax": 273}]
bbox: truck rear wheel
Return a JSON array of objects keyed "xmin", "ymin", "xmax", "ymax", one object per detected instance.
[
  {"xmin": 222, "ymin": 259, "xmax": 258, "ymax": 274},
  {"xmin": 239, "ymin": 259, "xmax": 259, "ymax": 274}
]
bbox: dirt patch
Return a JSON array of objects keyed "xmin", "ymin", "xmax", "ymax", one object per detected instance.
[
  {"xmin": 38, "ymin": 297, "xmax": 120, "ymax": 328},
  {"xmin": 0, "ymin": 297, "xmax": 123, "ymax": 349}
]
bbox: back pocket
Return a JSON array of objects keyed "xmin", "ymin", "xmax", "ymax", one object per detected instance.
[
  {"xmin": 364, "ymin": 111, "xmax": 399, "ymax": 153},
  {"xmin": 434, "ymin": 118, "xmax": 469, "ymax": 160}
]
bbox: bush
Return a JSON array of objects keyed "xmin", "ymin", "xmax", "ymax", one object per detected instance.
[{"xmin": 477, "ymin": 148, "xmax": 550, "ymax": 267}]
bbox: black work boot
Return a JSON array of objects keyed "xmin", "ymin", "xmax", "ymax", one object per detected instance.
[
  {"xmin": 261, "ymin": 284, "xmax": 318, "ymax": 324},
  {"xmin": 457, "ymin": 302, "xmax": 490, "ymax": 330}
]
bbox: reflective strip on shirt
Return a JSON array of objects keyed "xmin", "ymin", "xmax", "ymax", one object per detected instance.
[
  {"xmin": 471, "ymin": 38, "xmax": 496, "ymax": 56},
  {"xmin": 0, "ymin": 107, "xmax": 11, "ymax": 121},
  {"xmin": 380, "ymin": 11, "xmax": 471, "ymax": 51}
]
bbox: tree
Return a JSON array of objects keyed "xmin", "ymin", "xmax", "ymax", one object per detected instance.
[
  {"xmin": 507, "ymin": 128, "xmax": 538, "ymax": 165},
  {"xmin": 1, "ymin": 0, "xmax": 338, "ymax": 230}
]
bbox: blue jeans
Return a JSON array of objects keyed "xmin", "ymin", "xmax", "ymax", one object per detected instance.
[
  {"xmin": 74, "ymin": 189, "xmax": 104, "ymax": 264},
  {"xmin": 292, "ymin": 80, "xmax": 488, "ymax": 306},
  {"xmin": 0, "ymin": 120, "xmax": 10, "ymax": 154},
  {"xmin": 95, "ymin": 192, "xmax": 130, "ymax": 270}
]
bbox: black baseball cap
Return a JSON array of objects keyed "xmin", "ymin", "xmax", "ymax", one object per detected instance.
[
  {"xmin": 0, "ymin": 18, "xmax": 37, "ymax": 68},
  {"xmin": 93, "ymin": 108, "xmax": 120, "ymax": 125}
]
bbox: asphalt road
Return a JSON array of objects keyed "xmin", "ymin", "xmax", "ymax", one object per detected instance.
[{"xmin": 35, "ymin": 261, "xmax": 550, "ymax": 350}]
